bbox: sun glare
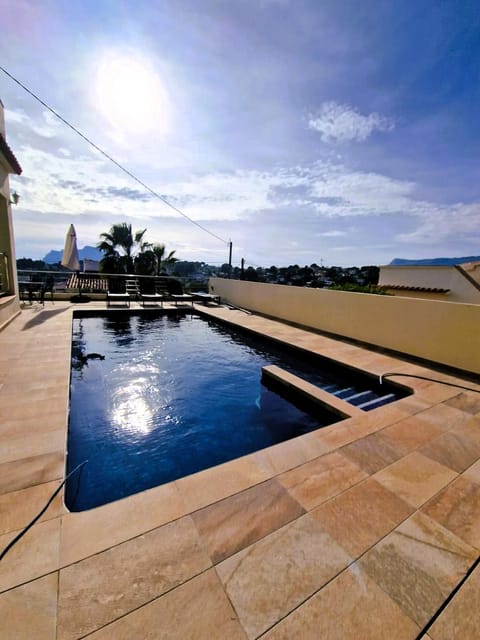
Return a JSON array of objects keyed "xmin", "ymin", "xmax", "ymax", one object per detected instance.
[{"xmin": 95, "ymin": 53, "xmax": 171, "ymax": 136}]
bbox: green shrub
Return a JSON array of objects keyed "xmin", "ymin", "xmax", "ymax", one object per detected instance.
[{"xmin": 328, "ymin": 283, "xmax": 390, "ymax": 295}]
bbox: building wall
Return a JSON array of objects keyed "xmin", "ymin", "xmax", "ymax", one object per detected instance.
[
  {"xmin": 378, "ymin": 265, "xmax": 480, "ymax": 304},
  {"xmin": 210, "ymin": 278, "xmax": 480, "ymax": 375},
  {"xmin": 0, "ymin": 100, "xmax": 20, "ymax": 325}
]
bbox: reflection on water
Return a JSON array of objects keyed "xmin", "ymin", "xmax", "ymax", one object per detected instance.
[{"xmin": 111, "ymin": 381, "xmax": 154, "ymax": 435}]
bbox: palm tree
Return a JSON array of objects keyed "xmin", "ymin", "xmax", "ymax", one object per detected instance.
[
  {"xmin": 97, "ymin": 223, "xmax": 149, "ymax": 273},
  {"xmin": 151, "ymin": 244, "xmax": 178, "ymax": 275}
]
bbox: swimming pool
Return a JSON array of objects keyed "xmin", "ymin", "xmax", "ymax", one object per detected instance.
[{"xmin": 66, "ymin": 312, "xmax": 407, "ymax": 511}]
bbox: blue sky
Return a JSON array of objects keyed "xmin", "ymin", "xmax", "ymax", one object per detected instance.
[{"xmin": 1, "ymin": 0, "xmax": 479, "ymax": 267}]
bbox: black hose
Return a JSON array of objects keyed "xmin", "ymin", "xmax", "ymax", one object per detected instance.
[
  {"xmin": 415, "ymin": 551, "xmax": 480, "ymax": 639},
  {"xmin": 0, "ymin": 460, "xmax": 88, "ymax": 562},
  {"xmin": 379, "ymin": 372, "xmax": 480, "ymax": 393}
]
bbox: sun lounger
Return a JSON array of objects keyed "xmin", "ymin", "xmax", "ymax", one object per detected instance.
[
  {"xmin": 193, "ymin": 292, "xmax": 221, "ymax": 305},
  {"xmin": 106, "ymin": 278, "xmax": 130, "ymax": 307},
  {"xmin": 171, "ymin": 293, "xmax": 194, "ymax": 307},
  {"xmin": 138, "ymin": 278, "xmax": 165, "ymax": 307}
]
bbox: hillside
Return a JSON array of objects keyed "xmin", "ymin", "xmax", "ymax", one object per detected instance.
[
  {"xmin": 390, "ymin": 256, "xmax": 480, "ymax": 267},
  {"xmin": 43, "ymin": 246, "xmax": 102, "ymax": 264}
]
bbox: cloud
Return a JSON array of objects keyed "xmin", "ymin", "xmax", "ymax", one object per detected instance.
[
  {"xmin": 6, "ymin": 109, "xmax": 64, "ymax": 139},
  {"xmin": 8, "ymin": 106, "xmax": 480, "ymax": 266},
  {"xmin": 396, "ymin": 202, "xmax": 480, "ymax": 245},
  {"xmin": 317, "ymin": 230, "xmax": 347, "ymax": 237},
  {"xmin": 308, "ymin": 102, "xmax": 394, "ymax": 143}
]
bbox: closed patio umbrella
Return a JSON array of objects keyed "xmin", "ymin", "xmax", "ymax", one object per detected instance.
[
  {"xmin": 61, "ymin": 224, "xmax": 89, "ymax": 302},
  {"xmin": 61, "ymin": 224, "xmax": 80, "ymax": 271}
]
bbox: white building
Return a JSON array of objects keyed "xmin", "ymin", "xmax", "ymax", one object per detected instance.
[{"xmin": 378, "ymin": 262, "xmax": 480, "ymax": 304}]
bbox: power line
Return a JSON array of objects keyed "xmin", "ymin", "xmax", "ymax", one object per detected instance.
[{"xmin": 0, "ymin": 65, "xmax": 228, "ymax": 245}]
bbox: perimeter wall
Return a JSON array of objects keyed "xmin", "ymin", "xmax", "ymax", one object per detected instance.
[{"xmin": 209, "ymin": 278, "xmax": 480, "ymax": 375}]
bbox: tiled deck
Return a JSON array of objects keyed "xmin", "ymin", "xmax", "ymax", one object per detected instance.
[{"xmin": 1, "ymin": 300, "xmax": 480, "ymax": 639}]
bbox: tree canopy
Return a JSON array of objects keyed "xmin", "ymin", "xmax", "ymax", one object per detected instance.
[{"xmin": 97, "ymin": 223, "xmax": 177, "ymax": 275}]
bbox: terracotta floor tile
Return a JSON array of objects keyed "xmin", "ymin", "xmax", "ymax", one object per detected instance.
[
  {"xmin": 60, "ymin": 481, "xmax": 187, "ymax": 566},
  {"xmin": 359, "ymin": 511, "xmax": 477, "ymax": 627},
  {"xmin": 379, "ymin": 415, "xmax": 444, "ymax": 456},
  {"xmin": 394, "ymin": 395, "xmax": 433, "ymax": 415},
  {"xmin": 359, "ymin": 404, "xmax": 411, "ymax": 432},
  {"xmin": 0, "ymin": 518, "xmax": 61, "ymax": 592},
  {"xmin": 0, "ymin": 394, "xmax": 67, "ymax": 419},
  {"xmin": 0, "ymin": 481, "xmax": 64, "ymax": 535},
  {"xmin": 0, "ymin": 573, "xmax": 58, "ymax": 640},
  {"xmin": 0, "ymin": 412, "xmax": 67, "ymax": 439},
  {"xmin": 86, "ymin": 569, "xmax": 247, "ymax": 640},
  {"xmin": 373, "ymin": 451, "xmax": 457, "ymax": 508},
  {"xmin": 312, "ymin": 418, "xmax": 361, "ymax": 450},
  {"xmin": 422, "ymin": 476, "xmax": 480, "ymax": 550},
  {"xmin": 451, "ymin": 414, "xmax": 480, "ymax": 442},
  {"xmin": 446, "ymin": 392, "xmax": 480, "ymax": 415},
  {"xmin": 175, "ymin": 454, "xmax": 270, "ymax": 513},
  {"xmin": 253, "ymin": 430, "xmax": 331, "ymax": 475},
  {"xmin": 415, "ymin": 384, "xmax": 463, "ymax": 404},
  {"xmin": 420, "ymin": 430, "xmax": 480, "ymax": 473},
  {"xmin": 463, "ymin": 459, "xmax": 480, "ymax": 485},
  {"xmin": 418, "ymin": 403, "xmax": 476, "ymax": 431},
  {"xmin": 0, "ymin": 451, "xmax": 64, "ymax": 495},
  {"xmin": 0, "ymin": 378, "xmax": 69, "ymax": 396},
  {"xmin": 278, "ymin": 451, "xmax": 368, "ymax": 510},
  {"xmin": 0, "ymin": 429, "xmax": 66, "ymax": 466},
  {"xmin": 262, "ymin": 565, "xmax": 420, "ymax": 639},
  {"xmin": 341, "ymin": 431, "xmax": 404, "ymax": 474},
  {"xmin": 216, "ymin": 513, "xmax": 350, "ymax": 639},
  {"xmin": 192, "ymin": 478, "xmax": 304, "ymax": 564},
  {"xmin": 0, "ymin": 388, "xmax": 66, "ymax": 412},
  {"xmin": 310, "ymin": 478, "xmax": 414, "ymax": 558},
  {"xmin": 57, "ymin": 515, "xmax": 211, "ymax": 640},
  {"xmin": 429, "ymin": 564, "xmax": 480, "ymax": 640}
]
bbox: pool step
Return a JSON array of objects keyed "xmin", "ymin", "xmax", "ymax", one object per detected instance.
[
  {"xmin": 311, "ymin": 378, "xmax": 401, "ymax": 413},
  {"xmin": 322, "ymin": 384, "xmax": 340, "ymax": 393},
  {"xmin": 321, "ymin": 384, "xmax": 397, "ymax": 412},
  {"xmin": 332, "ymin": 387, "xmax": 356, "ymax": 398},
  {"xmin": 358, "ymin": 393, "xmax": 396, "ymax": 411},
  {"xmin": 342, "ymin": 390, "xmax": 377, "ymax": 404}
]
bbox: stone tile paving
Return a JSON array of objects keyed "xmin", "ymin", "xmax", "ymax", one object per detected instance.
[{"xmin": 0, "ymin": 301, "xmax": 480, "ymax": 638}]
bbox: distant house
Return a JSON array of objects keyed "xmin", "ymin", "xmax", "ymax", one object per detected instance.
[
  {"xmin": 83, "ymin": 258, "xmax": 100, "ymax": 272},
  {"xmin": 378, "ymin": 262, "xmax": 480, "ymax": 303},
  {"xmin": 0, "ymin": 98, "xmax": 22, "ymax": 328}
]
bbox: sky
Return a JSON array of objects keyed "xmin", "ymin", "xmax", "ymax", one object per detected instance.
[{"xmin": 1, "ymin": 0, "xmax": 479, "ymax": 268}]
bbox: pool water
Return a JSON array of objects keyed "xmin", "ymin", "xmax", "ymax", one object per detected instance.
[{"xmin": 65, "ymin": 313, "xmax": 401, "ymax": 511}]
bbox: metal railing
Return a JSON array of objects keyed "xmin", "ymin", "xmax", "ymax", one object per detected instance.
[{"xmin": 15, "ymin": 269, "xmax": 204, "ymax": 300}]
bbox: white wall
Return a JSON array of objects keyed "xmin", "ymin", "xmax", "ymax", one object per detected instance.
[{"xmin": 379, "ymin": 265, "xmax": 480, "ymax": 304}]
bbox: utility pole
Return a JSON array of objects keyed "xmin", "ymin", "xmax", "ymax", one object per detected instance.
[
  {"xmin": 228, "ymin": 241, "xmax": 232, "ymax": 279},
  {"xmin": 240, "ymin": 257, "xmax": 245, "ymax": 280}
]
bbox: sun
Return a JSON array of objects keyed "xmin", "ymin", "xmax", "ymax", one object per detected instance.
[{"xmin": 95, "ymin": 52, "xmax": 171, "ymax": 136}]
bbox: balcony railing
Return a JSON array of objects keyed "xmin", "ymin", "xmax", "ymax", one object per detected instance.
[{"xmin": 15, "ymin": 269, "xmax": 200, "ymax": 301}]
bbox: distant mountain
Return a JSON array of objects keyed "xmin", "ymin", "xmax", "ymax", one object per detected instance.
[
  {"xmin": 390, "ymin": 256, "xmax": 480, "ymax": 267},
  {"xmin": 43, "ymin": 245, "xmax": 102, "ymax": 264}
]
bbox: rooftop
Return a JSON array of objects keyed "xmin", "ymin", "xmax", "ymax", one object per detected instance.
[
  {"xmin": 381, "ymin": 284, "xmax": 451, "ymax": 294},
  {"xmin": 0, "ymin": 132, "xmax": 22, "ymax": 175},
  {"xmin": 1, "ymin": 300, "xmax": 480, "ymax": 639}
]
